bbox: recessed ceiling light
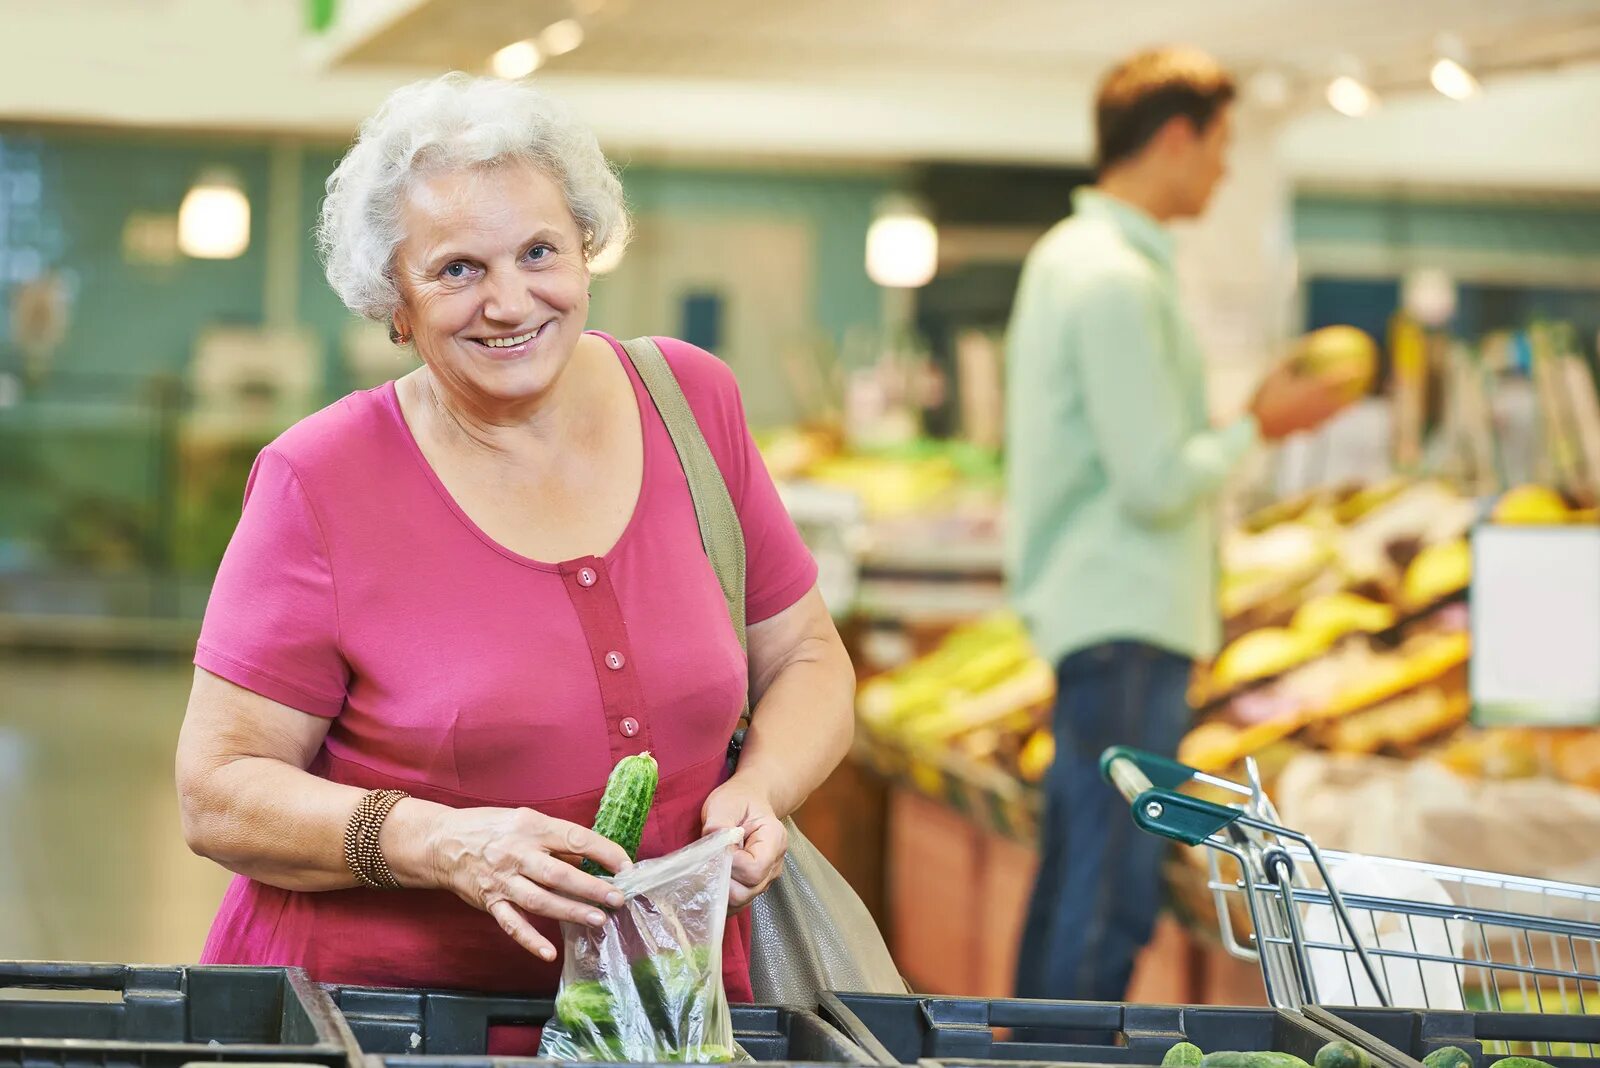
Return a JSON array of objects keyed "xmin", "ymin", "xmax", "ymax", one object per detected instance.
[{"xmin": 491, "ymin": 40, "xmax": 542, "ymax": 80}]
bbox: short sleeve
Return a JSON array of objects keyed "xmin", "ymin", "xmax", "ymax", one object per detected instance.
[
  {"xmin": 653, "ymin": 338, "xmax": 819, "ymax": 625},
  {"xmin": 194, "ymin": 446, "xmax": 350, "ymax": 717},
  {"xmin": 729, "ymin": 405, "xmax": 820, "ymax": 625}
]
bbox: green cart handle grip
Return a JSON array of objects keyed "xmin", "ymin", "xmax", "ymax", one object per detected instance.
[{"xmin": 1099, "ymin": 745, "xmax": 1244, "ymax": 846}]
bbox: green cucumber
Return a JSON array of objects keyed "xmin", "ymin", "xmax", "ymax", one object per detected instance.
[
  {"xmin": 1423, "ymin": 1048, "xmax": 1474, "ymax": 1068},
  {"xmin": 1201, "ymin": 1053, "xmax": 1314, "ymax": 1068},
  {"xmin": 1315, "ymin": 1040, "xmax": 1370, "ymax": 1068},
  {"xmin": 1164, "ymin": 1043, "xmax": 1205, "ymax": 1067},
  {"xmin": 554, "ymin": 978, "xmax": 621, "ymax": 1058},
  {"xmin": 633, "ymin": 945, "xmax": 715, "ymax": 1045},
  {"xmin": 582, "ymin": 751, "xmax": 659, "ymax": 877},
  {"xmin": 555, "ymin": 979, "xmax": 615, "ymax": 1029}
]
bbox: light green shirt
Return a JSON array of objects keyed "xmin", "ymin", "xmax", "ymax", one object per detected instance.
[{"xmin": 1004, "ymin": 188, "xmax": 1259, "ymax": 665}]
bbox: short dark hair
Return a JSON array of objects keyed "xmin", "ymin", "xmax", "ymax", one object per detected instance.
[{"xmin": 1095, "ymin": 47, "xmax": 1236, "ymax": 171}]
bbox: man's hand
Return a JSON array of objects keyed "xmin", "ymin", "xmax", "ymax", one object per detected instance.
[{"xmin": 1249, "ymin": 360, "xmax": 1362, "ymax": 440}]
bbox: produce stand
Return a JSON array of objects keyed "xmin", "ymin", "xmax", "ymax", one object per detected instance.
[{"xmin": 804, "ymin": 472, "xmax": 1600, "ymax": 1001}]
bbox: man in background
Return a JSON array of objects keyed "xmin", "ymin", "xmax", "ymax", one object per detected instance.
[{"xmin": 1005, "ymin": 46, "xmax": 1354, "ymax": 1001}]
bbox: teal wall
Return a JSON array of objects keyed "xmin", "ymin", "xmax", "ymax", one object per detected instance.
[
  {"xmin": 0, "ymin": 131, "xmax": 272, "ymax": 396},
  {"xmin": 1294, "ymin": 193, "xmax": 1600, "ymax": 256},
  {"xmin": 0, "ymin": 131, "xmax": 369, "ymax": 404},
  {"xmin": 0, "ymin": 126, "xmax": 894, "ymax": 603},
  {"xmin": 616, "ymin": 163, "xmax": 889, "ymax": 348},
  {"xmin": 0, "ymin": 126, "xmax": 889, "ymax": 408}
]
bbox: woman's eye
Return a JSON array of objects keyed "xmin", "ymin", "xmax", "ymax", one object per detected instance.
[
  {"xmin": 526, "ymin": 244, "xmax": 552, "ymax": 262},
  {"xmin": 441, "ymin": 262, "xmax": 473, "ymax": 279}
]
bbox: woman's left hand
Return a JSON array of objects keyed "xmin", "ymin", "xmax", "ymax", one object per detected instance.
[{"xmin": 702, "ymin": 776, "xmax": 788, "ymax": 910}]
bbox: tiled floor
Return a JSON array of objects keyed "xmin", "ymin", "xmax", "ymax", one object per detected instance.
[{"xmin": 0, "ymin": 652, "xmax": 232, "ymax": 964}]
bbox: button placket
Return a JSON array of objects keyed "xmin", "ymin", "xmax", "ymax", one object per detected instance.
[{"xmin": 558, "ymin": 556, "xmax": 650, "ymax": 758}]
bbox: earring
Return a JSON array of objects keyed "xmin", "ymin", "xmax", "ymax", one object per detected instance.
[{"xmin": 389, "ymin": 324, "xmax": 411, "ymax": 345}]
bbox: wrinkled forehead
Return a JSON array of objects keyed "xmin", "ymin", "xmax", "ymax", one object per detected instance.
[{"xmin": 399, "ymin": 158, "xmax": 577, "ymax": 247}]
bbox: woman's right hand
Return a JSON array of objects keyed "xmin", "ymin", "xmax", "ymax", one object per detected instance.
[{"xmin": 393, "ymin": 802, "xmax": 632, "ymax": 962}]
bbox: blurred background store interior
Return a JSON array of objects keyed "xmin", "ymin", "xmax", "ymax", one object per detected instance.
[{"xmin": 3, "ymin": 0, "xmax": 1600, "ymax": 1000}]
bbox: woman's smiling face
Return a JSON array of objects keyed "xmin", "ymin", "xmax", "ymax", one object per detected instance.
[{"xmin": 392, "ymin": 159, "xmax": 592, "ymax": 410}]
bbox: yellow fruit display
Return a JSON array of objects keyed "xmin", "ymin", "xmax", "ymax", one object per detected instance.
[
  {"xmin": 1401, "ymin": 538, "xmax": 1471, "ymax": 608},
  {"xmin": 857, "ymin": 613, "xmax": 1051, "ymax": 740},
  {"xmin": 1017, "ymin": 729, "xmax": 1055, "ymax": 783},
  {"xmin": 1178, "ymin": 721, "xmax": 1241, "ymax": 771},
  {"xmin": 1323, "ymin": 688, "xmax": 1470, "ymax": 754},
  {"xmin": 1492, "ymin": 484, "xmax": 1570, "ymax": 525},
  {"xmin": 1211, "ymin": 627, "xmax": 1326, "ymax": 691},
  {"xmin": 1553, "ymin": 731, "xmax": 1600, "ymax": 790},
  {"xmin": 1294, "ymin": 325, "xmax": 1379, "ymax": 403},
  {"xmin": 802, "ymin": 455, "xmax": 959, "ymax": 517},
  {"xmin": 755, "ymin": 428, "xmax": 839, "ymax": 480},
  {"xmin": 1292, "ymin": 591, "xmax": 1396, "ymax": 644}
]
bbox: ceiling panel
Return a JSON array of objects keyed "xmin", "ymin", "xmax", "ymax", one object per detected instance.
[{"xmin": 322, "ymin": 0, "xmax": 1600, "ymax": 88}]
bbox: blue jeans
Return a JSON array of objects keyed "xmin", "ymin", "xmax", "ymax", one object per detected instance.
[{"xmin": 1014, "ymin": 640, "xmax": 1193, "ymax": 1002}]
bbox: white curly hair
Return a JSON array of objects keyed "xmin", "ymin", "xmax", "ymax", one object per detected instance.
[{"xmin": 318, "ymin": 73, "xmax": 631, "ymax": 321}]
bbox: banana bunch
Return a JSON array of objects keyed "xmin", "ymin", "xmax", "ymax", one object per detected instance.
[{"xmin": 857, "ymin": 613, "xmax": 1052, "ymax": 743}]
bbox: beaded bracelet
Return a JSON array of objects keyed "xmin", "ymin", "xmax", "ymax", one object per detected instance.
[{"xmin": 343, "ymin": 788, "xmax": 409, "ymax": 889}]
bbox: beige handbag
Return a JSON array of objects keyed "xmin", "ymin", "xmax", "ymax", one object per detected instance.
[{"xmin": 622, "ymin": 337, "xmax": 906, "ymax": 1006}]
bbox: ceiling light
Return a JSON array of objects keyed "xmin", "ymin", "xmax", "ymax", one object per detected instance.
[
  {"xmin": 179, "ymin": 169, "xmax": 250, "ymax": 259},
  {"xmin": 1430, "ymin": 56, "xmax": 1479, "ymax": 100},
  {"xmin": 866, "ymin": 200, "xmax": 938, "ymax": 288},
  {"xmin": 1430, "ymin": 33, "xmax": 1480, "ymax": 101},
  {"xmin": 1244, "ymin": 68, "xmax": 1292, "ymax": 111},
  {"xmin": 539, "ymin": 19, "xmax": 585, "ymax": 57},
  {"xmin": 1403, "ymin": 269, "xmax": 1458, "ymax": 327},
  {"xmin": 1326, "ymin": 75, "xmax": 1378, "ymax": 118},
  {"xmin": 491, "ymin": 40, "xmax": 542, "ymax": 79}
]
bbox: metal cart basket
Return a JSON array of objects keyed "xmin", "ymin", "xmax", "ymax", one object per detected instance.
[{"xmin": 1101, "ymin": 745, "xmax": 1600, "ymax": 1030}]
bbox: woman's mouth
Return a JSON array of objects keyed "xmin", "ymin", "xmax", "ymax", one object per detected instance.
[{"xmin": 471, "ymin": 320, "xmax": 551, "ymax": 358}]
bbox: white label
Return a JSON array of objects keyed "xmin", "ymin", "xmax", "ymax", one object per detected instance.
[{"xmin": 1471, "ymin": 524, "xmax": 1600, "ymax": 726}]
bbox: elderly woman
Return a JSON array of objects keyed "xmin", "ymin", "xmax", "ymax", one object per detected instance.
[{"xmin": 174, "ymin": 73, "xmax": 854, "ymax": 1001}]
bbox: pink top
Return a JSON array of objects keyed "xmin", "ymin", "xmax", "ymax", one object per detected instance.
[{"xmin": 193, "ymin": 333, "xmax": 817, "ymax": 1001}]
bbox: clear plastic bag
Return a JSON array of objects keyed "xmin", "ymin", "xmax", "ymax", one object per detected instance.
[{"xmin": 540, "ymin": 827, "xmax": 743, "ymax": 1063}]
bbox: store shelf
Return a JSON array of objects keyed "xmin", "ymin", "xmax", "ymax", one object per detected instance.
[{"xmin": 853, "ymin": 580, "xmax": 1009, "ymax": 624}]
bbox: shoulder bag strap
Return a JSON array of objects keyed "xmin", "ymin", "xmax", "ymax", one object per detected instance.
[{"xmin": 618, "ymin": 336, "xmax": 751, "ymax": 730}]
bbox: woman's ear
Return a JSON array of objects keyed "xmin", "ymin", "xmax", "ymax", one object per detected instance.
[{"xmin": 390, "ymin": 308, "xmax": 413, "ymax": 346}]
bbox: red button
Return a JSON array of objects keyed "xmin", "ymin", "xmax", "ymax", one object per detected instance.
[
  {"xmin": 620, "ymin": 717, "xmax": 640, "ymax": 738},
  {"xmin": 577, "ymin": 567, "xmax": 597, "ymax": 587},
  {"xmin": 605, "ymin": 651, "xmax": 626, "ymax": 671}
]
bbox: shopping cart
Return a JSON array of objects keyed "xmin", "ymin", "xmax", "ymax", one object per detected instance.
[{"xmin": 1101, "ymin": 746, "xmax": 1600, "ymax": 1025}]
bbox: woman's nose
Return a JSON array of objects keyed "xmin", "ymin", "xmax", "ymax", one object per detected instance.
[{"xmin": 482, "ymin": 267, "xmax": 535, "ymax": 324}]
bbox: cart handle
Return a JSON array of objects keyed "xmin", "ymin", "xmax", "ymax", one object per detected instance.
[{"xmin": 1100, "ymin": 745, "xmax": 1244, "ymax": 846}]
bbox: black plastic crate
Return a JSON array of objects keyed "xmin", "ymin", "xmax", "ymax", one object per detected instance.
[
  {"xmin": 1315, "ymin": 1004, "xmax": 1600, "ymax": 1068},
  {"xmin": 0, "ymin": 962, "xmax": 358, "ymax": 1068},
  {"xmin": 326, "ymin": 985, "xmax": 875, "ymax": 1064},
  {"xmin": 820, "ymin": 994, "xmax": 1418, "ymax": 1068}
]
